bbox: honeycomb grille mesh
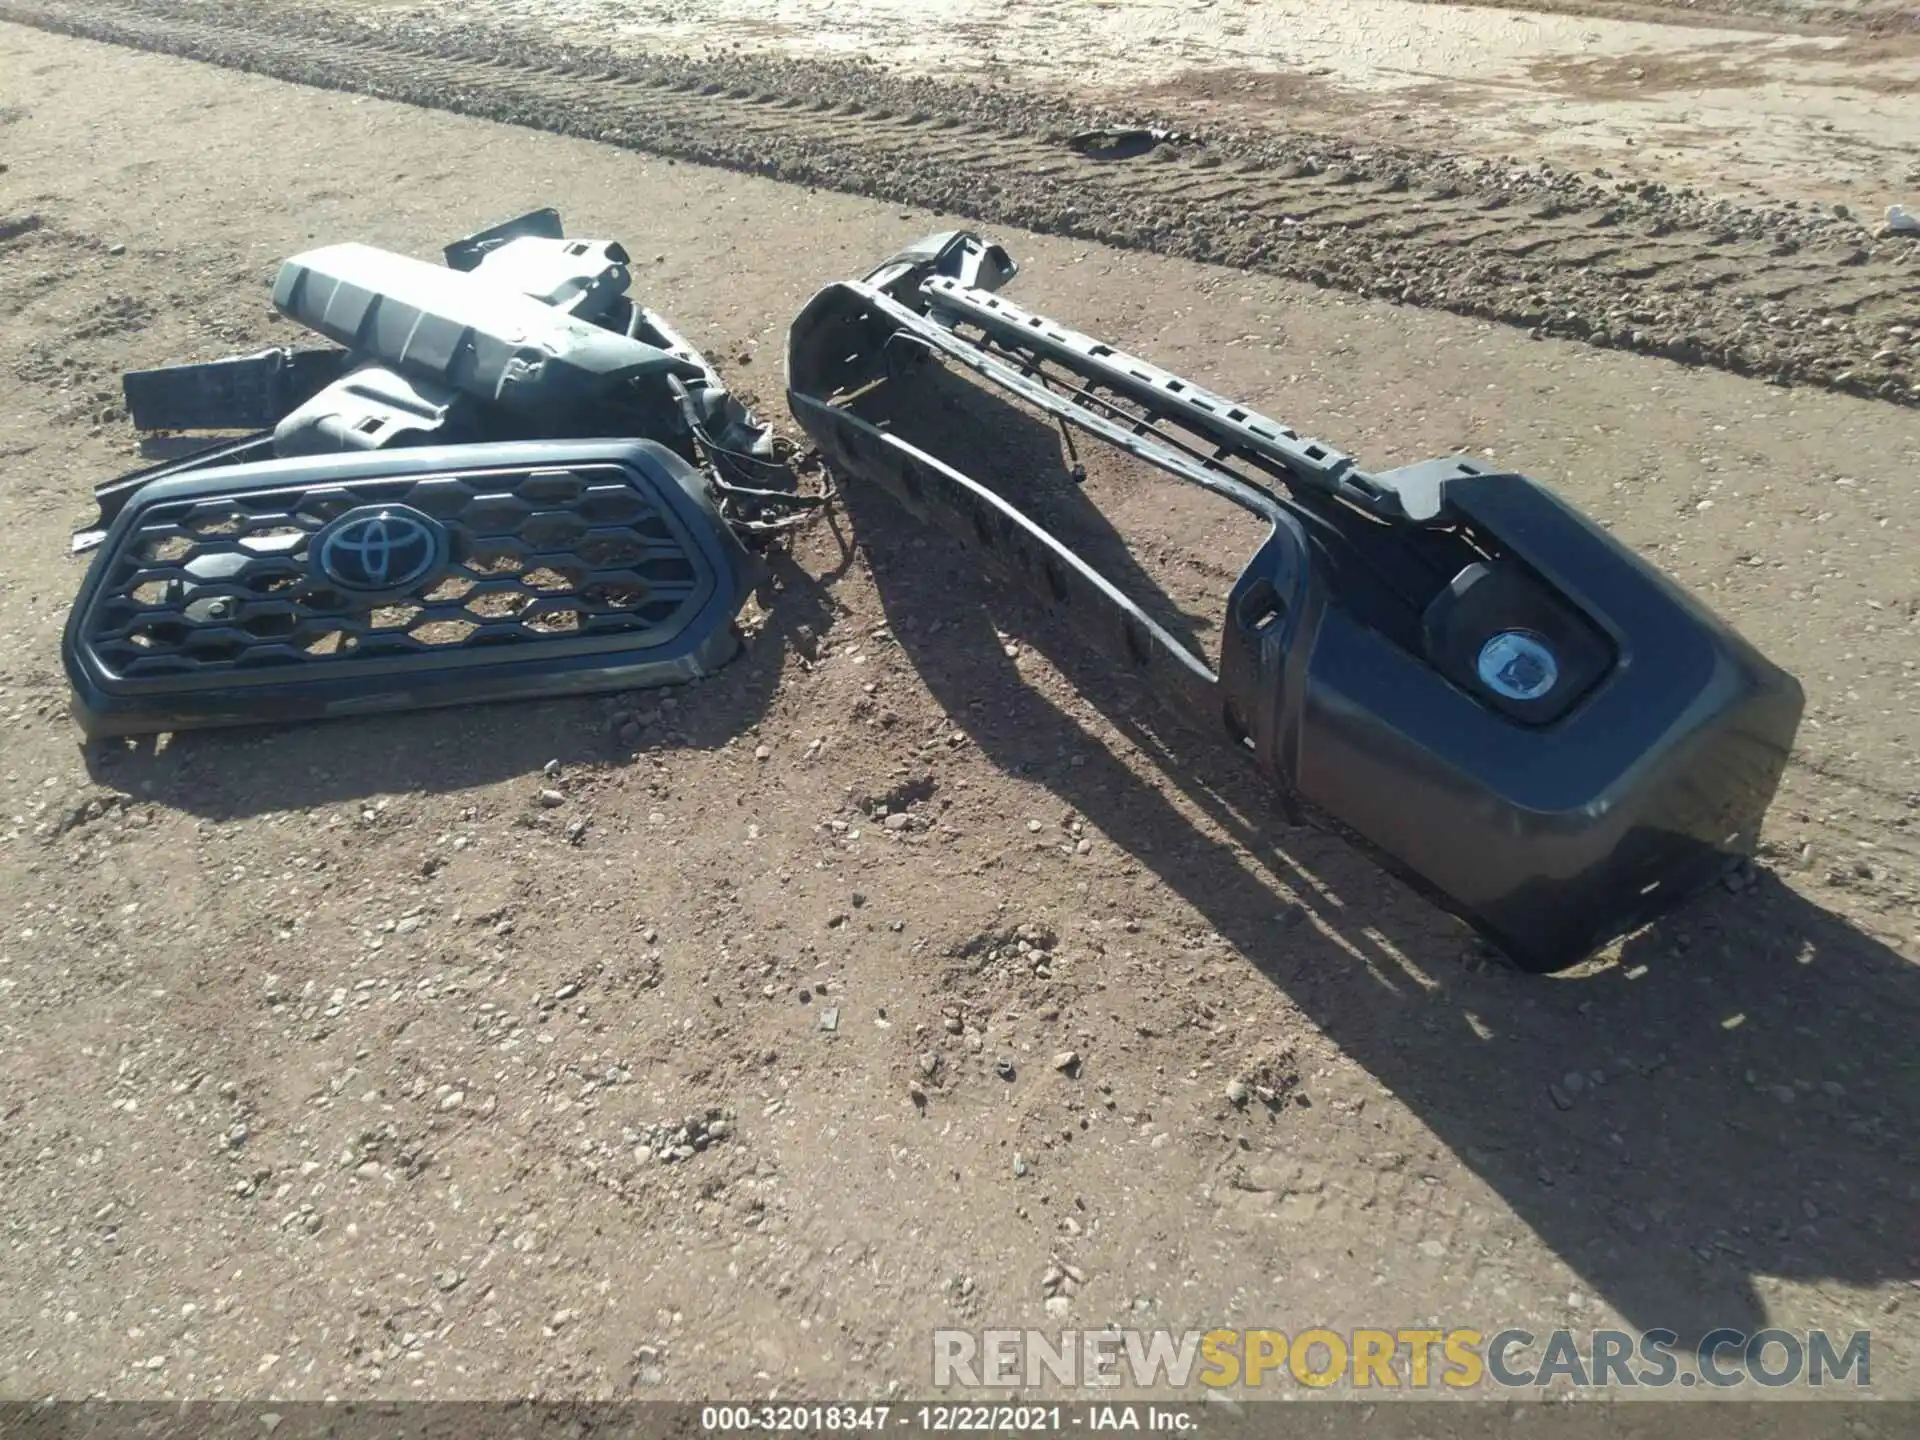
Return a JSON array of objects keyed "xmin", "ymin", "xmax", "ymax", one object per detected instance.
[{"xmin": 79, "ymin": 463, "xmax": 709, "ymax": 682}]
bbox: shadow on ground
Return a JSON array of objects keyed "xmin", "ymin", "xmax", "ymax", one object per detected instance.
[{"xmin": 836, "ymin": 360, "xmax": 1917, "ymax": 1346}]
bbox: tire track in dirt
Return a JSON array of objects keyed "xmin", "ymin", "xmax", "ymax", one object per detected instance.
[
  {"xmin": 2, "ymin": 0, "xmax": 1917, "ymax": 407},
  {"xmin": 1402, "ymin": 0, "xmax": 1916, "ymax": 36}
]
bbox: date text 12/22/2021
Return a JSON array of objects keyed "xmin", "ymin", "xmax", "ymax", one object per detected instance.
[{"xmin": 698, "ymin": 1406, "xmax": 1197, "ymax": 1432}]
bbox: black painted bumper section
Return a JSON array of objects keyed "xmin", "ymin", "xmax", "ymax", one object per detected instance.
[{"xmin": 786, "ymin": 235, "xmax": 1804, "ymax": 972}]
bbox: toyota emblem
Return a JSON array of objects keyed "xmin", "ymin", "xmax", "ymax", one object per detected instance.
[{"xmin": 313, "ymin": 505, "xmax": 447, "ymax": 593}]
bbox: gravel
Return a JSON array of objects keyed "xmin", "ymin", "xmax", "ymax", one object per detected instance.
[{"xmin": 20, "ymin": 0, "xmax": 1915, "ymax": 406}]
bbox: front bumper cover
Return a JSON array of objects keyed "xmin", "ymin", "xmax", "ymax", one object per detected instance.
[{"xmin": 786, "ymin": 232, "xmax": 1804, "ymax": 972}]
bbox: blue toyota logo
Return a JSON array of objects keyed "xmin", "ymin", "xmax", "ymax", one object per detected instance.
[{"xmin": 313, "ymin": 505, "xmax": 447, "ymax": 593}]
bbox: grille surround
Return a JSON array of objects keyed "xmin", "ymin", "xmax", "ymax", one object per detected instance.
[{"xmin": 65, "ymin": 440, "xmax": 756, "ymax": 736}]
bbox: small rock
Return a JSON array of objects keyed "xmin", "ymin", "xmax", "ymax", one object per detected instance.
[
  {"xmin": 554, "ymin": 982, "xmax": 580, "ymax": 1001},
  {"xmin": 1051, "ymin": 1050, "xmax": 1080, "ymax": 1074},
  {"xmin": 818, "ymin": 1008, "xmax": 840, "ymax": 1033},
  {"xmin": 439, "ymin": 1090, "xmax": 465, "ymax": 1112},
  {"xmin": 995, "ymin": 1057, "xmax": 1016, "ymax": 1081},
  {"xmin": 108, "ymin": 243, "xmax": 127, "ymax": 256},
  {"xmin": 754, "ymin": 745, "xmax": 771, "ymax": 761},
  {"xmin": 1561, "ymin": 1071, "xmax": 1586, "ymax": 1096},
  {"xmin": 543, "ymin": 759, "xmax": 562, "ymax": 778},
  {"xmin": 1225, "ymin": 1080, "xmax": 1250, "ymax": 1108},
  {"xmin": 1548, "ymin": 1083, "xmax": 1574, "ymax": 1111},
  {"xmin": 884, "ymin": 812, "xmax": 911, "ymax": 831},
  {"xmin": 1012, "ymin": 1154, "xmax": 1030, "ymax": 1178},
  {"xmin": 944, "ymin": 1015, "xmax": 964, "ymax": 1034},
  {"xmin": 537, "ymin": 789, "xmax": 565, "ymax": 809},
  {"xmin": 919, "ymin": 1051, "xmax": 942, "ymax": 1078}
]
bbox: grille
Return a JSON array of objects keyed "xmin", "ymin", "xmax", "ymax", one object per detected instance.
[{"xmin": 78, "ymin": 460, "xmax": 716, "ymax": 685}]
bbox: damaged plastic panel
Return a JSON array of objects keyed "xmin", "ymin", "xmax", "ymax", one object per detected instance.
[
  {"xmin": 81, "ymin": 209, "xmax": 816, "ymax": 542},
  {"xmin": 270, "ymin": 242, "xmax": 697, "ymax": 412},
  {"xmin": 271, "ymin": 365, "xmax": 471, "ymax": 456},
  {"xmin": 122, "ymin": 348, "xmax": 349, "ymax": 433},
  {"xmin": 786, "ymin": 231, "xmax": 1805, "ymax": 972},
  {"xmin": 472, "ymin": 235, "xmax": 634, "ymax": 321},
  {"xmin": 66, "ymin": 210, "xmax": 821, "ymax": 733},
  {"xmin": 442, "ymin": 206, "xmax": 565, "ymax": 272}
]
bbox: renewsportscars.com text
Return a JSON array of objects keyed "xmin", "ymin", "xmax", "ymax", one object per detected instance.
[{"xmin": 932, "ymin": 1327, "xmax": 1871, "ymax": 1391}]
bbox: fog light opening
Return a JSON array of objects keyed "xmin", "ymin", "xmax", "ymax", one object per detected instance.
[{"xmin": 1476, "ymin": 629, "xmax": 1559, "ymax": 702}]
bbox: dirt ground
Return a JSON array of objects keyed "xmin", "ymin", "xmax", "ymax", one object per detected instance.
[
  {"xmin": 403, "ymin": 0, "xmax": 1920, "ymax": 209},
  {"xmin": 13, "ymin": 0, "xmax": 1916, "ymax": 415},
  {"xmin": 1, "ymin": 14, "xmax": 1918, "ymax": 1408}
]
